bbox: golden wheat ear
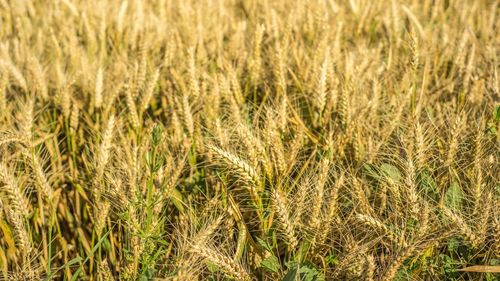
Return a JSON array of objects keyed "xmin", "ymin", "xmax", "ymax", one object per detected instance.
[
  {"xmin": 207, "ymin": 144, "xmax": 261, "ymax": 187},
  {"xmin": 271, "ymin": 188, "xmax": 298, "ymax": 251},
  {"xmin": 0, "ymin": 162, "xmax": 30, "ymax": 218},
  {"xmin": 190, "ymin": 244, "xmax": 253, "ymax": 281}
]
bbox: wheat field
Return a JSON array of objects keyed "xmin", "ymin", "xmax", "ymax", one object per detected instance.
[{"xmin": 0, "ymin": 0, "xmax": 498, "ymax": 280}]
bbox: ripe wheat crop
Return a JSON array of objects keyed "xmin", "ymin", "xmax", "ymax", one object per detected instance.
[{"xmin": 0, "ymin": 0, "xmax": 498, "ymax": 280}]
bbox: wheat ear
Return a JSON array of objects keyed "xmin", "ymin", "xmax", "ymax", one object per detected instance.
[
  {"xmin": 380, "ymin": 244, "xmax": 417, "ymax": 281},
  {"xmin": 125, "ymin": 84, "xmax": 140, "ymax": 128},
  {"xmin": 208, "ymin": 145, "xmax": 260, "ymax": 186},
  {"xmin": 94, "ymin": 67, "xmax": 103, "ymax": 109},
  {"xmin": 98, "ymin": 259, "xmax": 114, "ymax": 281},
  {"xmin": 310, "ymin": 158, "xmax": 329, "ymax": 229},
  {"xmin": 272, "ymin": 189, "xmax": 298, "ymax": 250},
  {"xmin": 314, "ymin": 49, "xmax": 329, "ymax": 113},
  {"xmin": 0, "ymin": 162, "xmax": 29, "ymax": 217},
  {"xmin": 364, "ymin": 255, "xmax": 375, "ymax": 281},
  {"xmin": 442, "ymin": 208, "xmax": 480, "ymax": 248},
  {"xmin": 25, "ymin": 151, "xmax": 53, "ymax": 202},
  {"xmin": 355, "ymin": 214, "xmax": 406, "ymax": 248},
  {"xmin": 191, "ymin": 245, "xmax": 252, "ymax": 281}
]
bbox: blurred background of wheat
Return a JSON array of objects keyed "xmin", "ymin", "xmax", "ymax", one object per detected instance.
[{"xmin": 0, "ymin": 0, "xmax": 498, "ymax": 280}]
